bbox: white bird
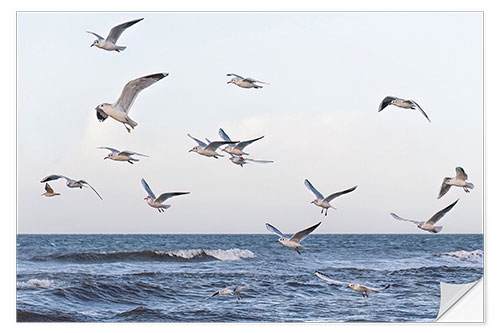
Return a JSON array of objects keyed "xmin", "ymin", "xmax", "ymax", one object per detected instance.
[
  {"xmin": 218, "ymin": 128, "xmax": 264, "ymax": 156},
  {"xmin": 304, "ymin": 179, "xmax": 357, "ymax": 216},
  {"xmin": 378, "ymin": 96, "xmax": 431, "ymax": 122},
  {"xmin": 141, "ymin": 178, "xmax": 189, "ymax": 213},
  {"xmin": 390, "ymin": 199, "xmax": 459, "ymax": 233},
  {"xmin": 87, "ymin": 18, "xmax": 143, "ymax": 52},
  {"xmin": 41, "ymin": 183, "xmax": 60, "ymax": 197},
  {"xmin": 207, "ymin": 285, "xmax": 249, "ymax": 301},
  {"xmin": 95, "ymin": 73, "xmax": 169, "ymax": 132},
  {"xmin": 40, "ymin": 175, "xmax": 102, "ymax": 200},
  {"xmin": 315, "ymin": 272, "xmax": 390, "ymax": 298},
  {"xmin": 226, "ymin": 73, "xmax": 269, "ymax": 89},
  {"xmin": 265, "ymin": 222, "xmax": 321, "ymax": 254},
  {"xmin": 98, "ymin": 147, "xmax": 148, "ymax": 164},
  {"xmin": 229, "ymin": 156, "xmax": 274, "ymax": 167},
  {"xmin": 438, "ymin": 167, "xmax": 474, "ymax": 199},
  {"xmin": 187, "ymin": 133, "xmax": 238, "ymax": 159}
]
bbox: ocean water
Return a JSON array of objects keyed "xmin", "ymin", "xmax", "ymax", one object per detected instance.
[{"xmin": 16, "ymin": 234, "xmax": 483, "ymax": 322}]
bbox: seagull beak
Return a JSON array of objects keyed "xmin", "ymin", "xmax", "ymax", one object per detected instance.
[
  {"xmin": 188, "ymin": 149, "xmax": 194, "ymax": 152},
  {"xmin": 90, "ymin": 44, "xmax": 94, "ymax": 47},
  {"xmin": 227, "ymin": 81, "xmax": 231, "ymax": 84},
  {"xmin": 275, "ymin": 239, "xmax": 280, "ymax": 242},
  {"xmin": 103, "ymin": 157, "xmax": 108, "ymax": 160}
]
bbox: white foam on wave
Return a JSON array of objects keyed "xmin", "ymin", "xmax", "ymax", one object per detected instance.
[
  {"xmin": 442, "ymin": 249, "xmax": 483, "ymax": 262},
  {"xmin": 17, "ymin": 279, "xmax": 53, "ymax": 288},
  {"xmin": 155, "ymin": 248, "xmax": 256, "ymax": 261}
]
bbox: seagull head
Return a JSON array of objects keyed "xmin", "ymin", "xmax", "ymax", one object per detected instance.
[
  {"xmin": 311, "ymin": 199, "xmax": 319, "ymax": 205},
  {"xmin": 189, "ymin": 147, "xmax": 199, "ymax": 153},
  {"xmin": 277, "ymin": 237, "xmax": 285, "ymax": 243},
  {"xmin": 104, "ymin": 153, "xmax": 113, "ymax": 160},
  {"xmin": 90, "ymin": 40, "xmax": 99, "ymax": 47},
  {"xmin": 227, "ymin": 78, "xmax": 237, "ymax": 85},
  {"xmin": 144, "ymin": 195, "xmax": 151, "ymax": 201}
]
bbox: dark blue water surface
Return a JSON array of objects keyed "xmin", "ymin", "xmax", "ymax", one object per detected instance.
[{"xmin": 16, "ymin": 234, "xmax": 483, "ymax": 322}]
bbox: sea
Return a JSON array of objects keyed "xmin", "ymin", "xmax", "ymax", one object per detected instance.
[{"xmin": 16, "ymin": 234, "xmax": 483, "ymax": 322}]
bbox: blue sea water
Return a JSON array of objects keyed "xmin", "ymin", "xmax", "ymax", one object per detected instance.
[{"xmin": 16, "ymin": 234, "xmax": 483, "ymax": 322}]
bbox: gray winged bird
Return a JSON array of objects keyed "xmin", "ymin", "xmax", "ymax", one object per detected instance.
[
  {"xmin": 207, "ymin": 285, "xmax": 249, "ymax": 301},
  {"xmin": 378, "ymin": 96, "xmax": 431, "ymax": 122},
  {"xmin": 229, "ymin": 156, "xmax": 274, "ymax": 167},
  {"xmin": 141, "ymin": 178, "xmax": 189, "ymax": 213},
  {"xmin": 218, "ymin": 128, "xmax": 264, "ymax": 156},
  {"xmin": 95, "ymin": 73, "xmax": 168, "ymax": 133},
  {"xmin": 40, "ymin": 175, "xmax": 102, "ymax": 200},
  {"xmin": 315, "ymin": 272, "xmax": 389, "ymax": 298},
  {"xmin": 438, "ymin": 167, "xmax": 474, "ymax": 199},
  {"xmin": 227, "ymin": 73, "xmax": 269, "ymax": 89},
  {"xmin": 87, "ymin": 18, "xmax": 143, "ymax": 52},
  {"xmin": 265, "ymin": 222, "xmax": 321, "ymax": 254},
  {"xmin": 304, "ymin": 179, "xmax": 357, "ymax": 216},
  {"xmin": 41, "ymin": 183, "xmax": 60, "ymax": 197},
  {"xmin": 187, "ymin": 133, "xmax": 238, "ymax": 159},
  {"xmin": 98, "ymin": 147, "xmax": 148, "ymax": 164},
  {"xmin": 390, "ymin": 199, "xmax": 459, "ymax": 233}
]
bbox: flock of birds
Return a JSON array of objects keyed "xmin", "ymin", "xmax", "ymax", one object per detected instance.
[{"xmin": 38, "ymin": 18, "xmax": 476, "ymax": 301}]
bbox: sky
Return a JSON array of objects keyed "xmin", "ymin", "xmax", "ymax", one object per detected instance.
[{"xmin": 17, "ymin": 12, "xmax": 483, "ymax": 234}]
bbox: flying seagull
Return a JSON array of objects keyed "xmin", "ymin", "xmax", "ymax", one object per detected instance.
[
  {"xmin": 218, "ymin": 128, "xmax": 264, "ymax": 156},
  {"xmin": 95, "ymin": 73, "xmax": 168, "ymax": 132},
  {"xmin": 98, "ymin": 147, "xmax": 148, "ymax": 164},
  {"xmin": 141, "ymin": 178, "xmax": 189, "ymax": 213},
  {"xmin": 207, "ymin": 285, "xmax": 249, "ymax": 301},
  {"xmin": 187, "ymin": 133, "xmax": 238, "ymax": 159},
  {"xmin": 304, "ymin": 179, "xmax": 357, "ymax": 216},
  {"xmin": 87, "ymin": 18, "xmax": 143, "ymax": 52},
  {"xmin": 40, "ymin": 175, "xmax": 102, "ymax": 200},
  {"xmin": 315, "ymin": 272, "xmax": 390, "ymax": 298},
  {"xmin": 229, "ymin": 156, "xmax": 274, "ymax": 167},
  {"xmin": 378, "ymin": 96, "xmax": 431, "ymax": 123},
  {"xmin": 438, "ymin": 167, "xmax": 474, "ymax": 199},
  {"xmin": 41, "ymin": 183, "xmax": 60, "ymax": 197},
  {"xmin": 265, "ymin": 222, "xmax": 321, "ymax": 254},
  {"xmin": 390, "ymin": 199, "xmax": 459, "ymax": 233},
  {"xmin": 226, "ymin": 73, "xmax": 269, "ymax": 89}
]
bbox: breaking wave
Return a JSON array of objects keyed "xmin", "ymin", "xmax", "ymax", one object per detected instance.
[
  {"xmin": 32, "ymin": 248, "xmax": 255, "ymax": 263},
  {"xmin": 441, "ymin": 249, "xmax": 483, "ymax": 262},
  {"xmin": 17, "ymin": 279, "xmax": 53, "ymax": 288}
]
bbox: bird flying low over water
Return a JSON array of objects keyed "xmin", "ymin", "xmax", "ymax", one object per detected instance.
[
  {"xmin": 41, "ymin": 183, "xmax": 60, "ymax": 197},
  {"xmin": 438, "ymin": 167, "xmax": 474, "ymax": 199},
  {"xmin": 87, "ymin": 18, "xmax": 143, "ymax": 52},
  {"xmin": 229, "ymin": 156, "xmax": 274, "ymax": 167},
  {"xmin": 141, "ymin": 178, "xmax": 189, "ymax": 213},
  {"xmin": 226, "ymin": 73, "xmax": 269, "ymax": 89},
  {"xmin": 98, "ymin": 147, "xmax": 148, "ymax": 164},
  {"xmin": 304, "ymin": 179, "xmax": 357, "ymax": 216},
  {"xmin": 265, "ymin": 222, "xmax": 321, "ymax": 254},
  {"xmin": 378, "ymin": 96, "xmax": 431, "ymax": 123},
  {"xmin": 207, "ymin": 285, "xmax": 249, "ymax": 301},
  {"xmin": 187, "ymin": 133, "xmax": 238, "ymax": 159},
  {"xmin": 315, "ymin": 272, "xmax": 390, "ymax": 298},
  {"xmin": 390, "ymin": 199, "xmax": 459, "ymax": 233},
  {"xmin": 40, "ymin": 175, "xmax": 102, "ymax": 200},
  {"xmin": 95, "ymin": 73, "xmax": 168, "ymax": 133},
  {"xmin": 218, "ymin": 128, "xmax": 265, "ymax": 156}
]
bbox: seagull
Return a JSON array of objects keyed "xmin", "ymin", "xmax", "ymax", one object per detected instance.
[
  {"xmin": 207, "ymin": 285, "xmax": 249, "ymax": 301},
  {"xmin": 98, "ymin": 147, "xmax": 148, "ymax": 164},
  {"xmin": 95, "ymin": 73, "xmax": 168, "ymax": 133},
  {"xmin": 187, "ymin": 133, "xmax": 238, "ymax": 159},
  {"xmin": 218, "ymin": 128, "xmax": 264, "ymax": 156},
  {"xmin": 315, "ymin": 272, "xmax": 390, "ymax": 298},
  {"xmin": 41, "ymin": 183, "xmax": 60, "ymax": 197},
  {"xmin": 304, "ymin": 179, "xmax": 357, "ymax": 216},
  {"xmin": 141, "ymin": 178, "xmax": 189, "ymax": 213},
  {"xmin": 229, "ymin": 156, "xmax": 274, "ymax": 167},
  {"xmin": 226, "ymin": 73, "xmax": 269, "ymax": 89},
  {"xmin": 438, "ymin": 167, "xmax": 474, "ymax": 199},
  {"xmin": 265, "ymin": 222, "xmax": 321, "ymax": 254},
  {"xmin": 378, "ymin": 96, "xmax": 431, "ymax": 122},
  {"xmin": 87, "ymin": 18, "xmax": 143, "ymax": 52},
  {"xmin": 40, "ymin": 175, "xmax": 102, "ymax": 200},
  {"xmin": 390, "ymin": 199, "xmax": 459, "ymax": 233}
]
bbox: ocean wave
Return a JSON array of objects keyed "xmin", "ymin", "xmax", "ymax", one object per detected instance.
[
  {"xmin": 17, "ymin": 279, "xmax": 52, "ymax": 288},
  {"xmin": 440, "ymin": 249, "xmax": 483, "ymax": 262},
  {"xmin": 32, "ymin": 248, "xmax": 255, "ymax": 263}
]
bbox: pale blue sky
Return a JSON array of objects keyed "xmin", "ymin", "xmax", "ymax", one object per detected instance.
[{"xmin": 17, "ymin": 12, "xmax": 483, "ymax": 234}]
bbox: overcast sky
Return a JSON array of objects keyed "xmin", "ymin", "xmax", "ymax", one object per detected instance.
[{"xmin": 17, "ymin": 12, "xmax": 482, "ymax": 234}]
